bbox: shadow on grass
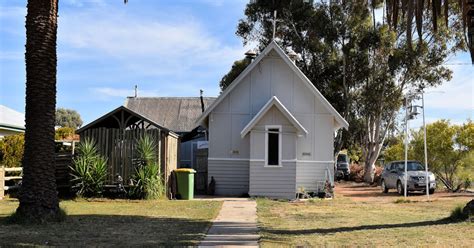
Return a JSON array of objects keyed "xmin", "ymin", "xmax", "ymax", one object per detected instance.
[
  {"xmin": 0, "ymin": 214, "xmax": 211, "ymax": 246},
  {"xmin": 263, "ymin": 218, "xmax": 457, "ymax": 236}
]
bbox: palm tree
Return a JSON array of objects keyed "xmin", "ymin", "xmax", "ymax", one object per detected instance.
[{"xmin": 15, "ymin": 0, "xmax": 61, "ymax": 222}]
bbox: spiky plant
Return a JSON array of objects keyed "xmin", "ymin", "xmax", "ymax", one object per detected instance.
[
  {"xmin": 130, "ymin": 134, "xmax": 164, "ymax": 199},
  {"xmin": 71, "ymin": 138, "xmax": 108, "ymax": 197}
]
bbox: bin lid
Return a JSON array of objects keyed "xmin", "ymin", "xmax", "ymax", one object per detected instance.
[{"xmin": 174, "ymin": 168, "xmax": 196, "ymax": 173}]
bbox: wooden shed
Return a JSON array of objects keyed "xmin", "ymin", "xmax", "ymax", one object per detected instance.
[{"xmin": 76, "ymin": 106, "xmax": 179, "ymax": 187}]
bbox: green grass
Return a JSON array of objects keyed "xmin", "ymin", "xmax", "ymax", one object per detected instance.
[
  {"xmin": 257, "ymin": 197, "xmax": 474, "ymax": 247},
  {"xmin": 0, "ymin": 198, "xmax": 222, "ymax": 246}
]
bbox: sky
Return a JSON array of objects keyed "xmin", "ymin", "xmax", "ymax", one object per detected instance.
[{"xmin": 0, "ymin": 0, "xmax": 472, "ymax": 127}]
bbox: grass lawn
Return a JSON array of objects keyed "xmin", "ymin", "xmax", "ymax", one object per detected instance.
[
  {"xmin": 257, "ymin": 197, "xmax": 473, "ymax": 247},
  {"xmin": 0, "ymin": 198, "xmax": 222, "ymax": 246}
]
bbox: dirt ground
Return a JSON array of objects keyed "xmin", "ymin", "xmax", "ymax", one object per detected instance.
[{"xmin": 334, "ymin": 181, "xmax": 474, "ymax": 202}]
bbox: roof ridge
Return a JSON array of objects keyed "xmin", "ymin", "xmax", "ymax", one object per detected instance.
[{"xmin": 127, "ymin": 96, "xmax": 217, "ymax": 99}]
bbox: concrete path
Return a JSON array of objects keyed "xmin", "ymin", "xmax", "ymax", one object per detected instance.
[{"xmin": 199, "ymin": 198, "xmax": 259, "ymax": 247}]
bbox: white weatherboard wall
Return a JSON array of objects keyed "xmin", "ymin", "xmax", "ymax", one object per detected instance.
[{"xmin": 206, "ymin": 45, "xmax": 342, "ymax": 198}]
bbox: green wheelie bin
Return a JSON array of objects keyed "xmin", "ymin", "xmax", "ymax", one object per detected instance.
[{"xmin": 175, "ymin": 168, "xmax": 196, "ymax": 200}]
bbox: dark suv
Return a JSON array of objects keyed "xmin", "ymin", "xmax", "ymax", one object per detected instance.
[
  {"xmin": 381, "ymin": 160, "xmax": 436, "ymax": 195},
  {"xmin": 335, "ymin": 154, "xmax": 350, "ymax": 180}
]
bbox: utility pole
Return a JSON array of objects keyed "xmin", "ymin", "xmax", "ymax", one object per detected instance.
[
  {"xmin": 422, "ymin": 92, "xmax": 429, "ymax": 199},
  {"xmin": 404, "ymin": 97, "xmax": 408, "ymax": 198}
]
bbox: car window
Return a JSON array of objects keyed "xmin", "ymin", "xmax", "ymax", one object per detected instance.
[
  {"xmin": 407, "ymin": 162, "xmax": 424, "ymax": 171},
  {"xmin": 385, "ymin": 164, "xmax": 392, "ymax": 171},
  {"xmin": 337, "ymin": 154, "xmax": 349, "ymax": 163}
]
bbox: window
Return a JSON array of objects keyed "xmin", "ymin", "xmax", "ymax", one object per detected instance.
[{"xmin": 265, "ymin": 126, "xmax": 281, "ymax": 166}]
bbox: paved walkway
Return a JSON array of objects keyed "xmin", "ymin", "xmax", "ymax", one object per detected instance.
[{"xmin": 199, "ymin": 198, "xmax": 259, "ymax": 247}]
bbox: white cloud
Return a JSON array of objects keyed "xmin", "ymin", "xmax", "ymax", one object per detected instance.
[
  {"xmin": 423, "ymin": 64, "xmax": 474, "ymax": 110},
  {"xmin": 91, "ymin": 87, "xmax": 160, "ymax": 99},
  {"xmin": 61, "ymin": 0, "xmax": 106, "ymax": 7},
  {"xmin": 57, "ymin": 7, "xmax": 249, "ymax": 77}
]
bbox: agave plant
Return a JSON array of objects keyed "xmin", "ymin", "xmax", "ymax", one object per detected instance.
[
  {"xmin": 136, "ymin": 134, "xmax": 157, "ymax": 167},
  {"xmin": 129, "ymin": 134, "xmax": 164, "ymax": 199},
  {"xmin": 70, "ymin": 138, "xmax": 108, "ymax": 197}
]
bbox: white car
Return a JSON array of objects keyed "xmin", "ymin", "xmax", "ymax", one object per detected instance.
[{"xmin": 381, "ymin": 161, "xmax": 436, "ymax": 195}]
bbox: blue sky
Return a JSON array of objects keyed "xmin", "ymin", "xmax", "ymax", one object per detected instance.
[{"xmin": 0, "ymin": 0, "xmax": 472, "ymax": 127}]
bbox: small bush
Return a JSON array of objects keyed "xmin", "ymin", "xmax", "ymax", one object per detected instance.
[
  {"xmin": 55, "ymin": 127, "xmax": 75, "ymax": 140},
  {"xmin": 130, "ymin": 163, "xmax": 164, "ymax": 199},
  {"xmin": 70, "ymin": 138, "xmax": 108, "ymax": 197},
  {"xmin": 129, "ymin": 135, "xmax": 164, "ymax": 199},
  {"xmin": 394, "ymin": 198, "xmax": 412, "ymax": 204},
  {"xmin": 349, "ymin": 163, "xmax": 383, "ymax": 183},
  {"xmin": 449, "ymin": 205, "xmax": 469, "ymax": 221},
  {"xmin": 349, "ymin": 163, "xmax": 365, "ymax": 182},
  {"xmin": 0, "ymin": 134, "xmax": 24, "ymax": 168},
  {"xmin": 373, "ymin": 166, "xmax": 383, "ymax": 183}
]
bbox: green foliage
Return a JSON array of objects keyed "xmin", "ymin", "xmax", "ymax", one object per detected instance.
[
  {"xmin": 136, "ymin": 134, "xmax": 156, "ymax": 165},
  {"xmin": 456, "ymin": 120, "xmax": 474, "ymax": 151},
  {"xmin": 71, "ymin": 138, "xmax": 108, "ymax": 197},
  {"xmin": 55, "ymin": 108, "xmax": 83, "ymax": 129},
  {"xmin": 236, "ymin": 1, "xmax": 465, "ymax": 182},
  {"xmin": 382, "ymin": 135, "xmax": 416, "ymax": 162},
  {"xmin": 55, "ymin": 127, "xmax": 75, "ymax": 140},
  {"xmin": 410, "ymin": 120, "xmax": 472, "ymax": 191},
  {"xmin": 347, "ymin": 145, "xmax": 363, "ymax": 163},
  {"xmin": 130, "ymin": 163, "xmax": 164, "ymax": 200},
  {"xmin": 0, "ymin": 134, "xmax": 24, "ymax": 168},
  {"xmin": 129, "ymin": 134, "xmax": 164, "ymax": 199},
  {"xmin": 384, "ymin": 120, "xmax": 473, "ymax": 191},
  {"xmin": 219, "ymin": 58, "xmax": 250, "ymax": 91},
  {"xmin": 449, "ymin": 205, "xmax": 469, "ymax": 221}
]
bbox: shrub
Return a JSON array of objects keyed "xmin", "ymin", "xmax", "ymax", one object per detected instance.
[
  {"xmin": 373, "ymin": 166, "xmax": 383, "ymax": 184},
  {"xmin": 394, "ymin": 198, "xmax": 412, "ymax": 204},
  {"xmin": 130, "ymin": 163, "xmax": 164, "ymax": 200},
  {"xmin": 349, "ymin": 163, "xmax": 382, "ymax": 183},
  {"xmin": 349, "ymin": 163, "xmax": 364, "ymax": 182},
  {"xmin": 449, "ymin": 205, "xmax": 469, "ymax": 221},
  {"xmin": 129, "ymin": 134, "xmax": 164, "ymax": 199},
  {"xmin": 55, "ymin": 127, "xmax": 75, "ymax": 140},
  {"xmin": 0, "ymin": 134, "xmax": 24, "ymax": 168},
  {"xmin": 70, "ymin": 138, "xmax": 108, "ymax": 197}
]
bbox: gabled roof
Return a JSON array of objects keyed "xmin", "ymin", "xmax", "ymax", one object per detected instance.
[
  {"xmin": 241, "ymin": 96, "xmax": 308, "ymax": 138},
  {"xmin": 195, "ymin": 40, "xmax": 349, "ymax": 130},
  {"xmin": 77, "ymin": 105, "xmax": 177, "ymax": 137},
  {"xmin": 125, "ymin": 97, "xmax": 216, "ymax": 133}
]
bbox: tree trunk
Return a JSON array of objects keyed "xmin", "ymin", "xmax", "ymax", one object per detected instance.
[{"xmin": 16, "ymin": 0, "xmax": 60, "ymax": 223}]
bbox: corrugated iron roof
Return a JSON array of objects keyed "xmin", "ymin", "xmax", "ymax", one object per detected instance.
[{"xmin": 124, "ymin": 97, "xmax": 216, "ymax": 132}]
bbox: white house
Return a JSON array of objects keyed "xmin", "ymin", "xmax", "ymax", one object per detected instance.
[
  {"xmin": 196, "ymin": 41, "xmax": 348, "ymax": 199},
  {"xmin": 0, "ymin": 105, "xmax": 25, "ymax": 138}
]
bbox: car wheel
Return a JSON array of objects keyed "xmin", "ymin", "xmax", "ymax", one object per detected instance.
[
  {"xmin": 397, "ymin": 181, "xmax": 404, "ymax": 195},
  {"xmin": 429, "ymin": 188, "xmax": 435, "ymax": 194},
  {"xmin": 381, "ymin": 180, "xmax": 389, "ymax": 193}
]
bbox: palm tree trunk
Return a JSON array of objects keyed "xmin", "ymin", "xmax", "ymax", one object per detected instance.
[{"xmin": 16, "ymin": 0, "xmax": 60, "ymax": 222}]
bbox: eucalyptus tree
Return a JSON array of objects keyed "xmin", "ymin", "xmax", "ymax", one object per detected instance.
[{"xmin": 235, "ymin": 0, "xmax": 467, "ymax": 183}]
